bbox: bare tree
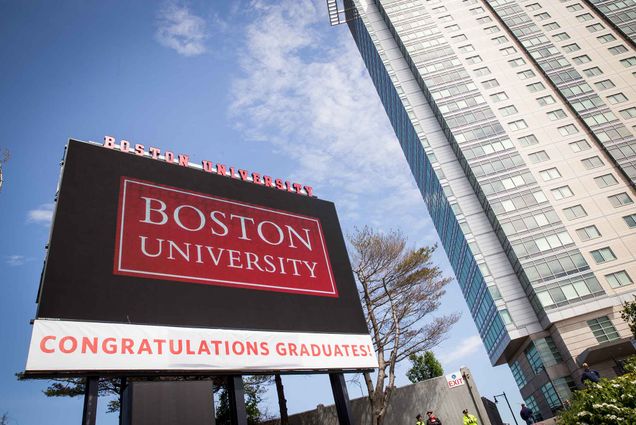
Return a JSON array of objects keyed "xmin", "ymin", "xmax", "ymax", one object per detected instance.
[{"xmin": 349, "ymin": 227, "xmax": 459, "ymax": 425}]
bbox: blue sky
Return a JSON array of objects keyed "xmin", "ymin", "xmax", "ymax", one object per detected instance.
[{"xmin": 0, "ymin": 1, "xmax": 523, "ymax": 424}]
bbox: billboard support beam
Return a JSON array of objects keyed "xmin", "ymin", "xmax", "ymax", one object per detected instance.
[
  {"xmin": 329, "ymin": 372, "xmax": 354, "ymax": 425},
  {"xmin": 81, "ymin": 376, "xmax": 99, "ymax": 425},
  {"xmin": 227, "ymin": 375, "xmax": 247, "ymax": 425}
]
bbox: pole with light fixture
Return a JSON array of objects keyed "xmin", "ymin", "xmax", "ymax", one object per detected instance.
[{"xmin": 493, "ymin": 392, "xmax": 519, "ymax": 425}]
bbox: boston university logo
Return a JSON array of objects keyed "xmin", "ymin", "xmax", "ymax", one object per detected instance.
[{"xmin": 114, "ymin": 177, "xmax": 337, "ymax": 297}]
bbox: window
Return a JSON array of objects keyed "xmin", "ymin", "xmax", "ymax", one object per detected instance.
[
  {"xmin": 488, "ymin": 285, "xmax": 502, "ymax": 300},
  {"xmin": 542, "ymin": 382, "xmax": 562, "ymax": 409},
  {"xmin": 517, "ymin": 70, "xmax": 535, "ymax": 80},
  {"xmin": 499, "ymin": 105, "xmax": 518, "ymax": 116},
  {"xmin": 563, "ymin": 204, "xmax": 587, "ymax": 219},
  {"xmin": 508, "ymin": 58, "xmax": 526, "ymax": 68},
  {"xmin": 526, "ymin": 2, "xmax": 541, "ymax": 11},
  {"xmin": 540, "ymin": 168, "xmax": 561, "ymax": 181},
  {"xmin": 563, "ymin": 43, "xmax": 580, "ymax": 53},
  {"xmin": 500, "ymin": 309, "xmax": 513, "ymax": 325},
  {"xmin": 584, "ymin": 111, "xmax": 617, "ymax": 126},
  {"xmin": 511, "ymin": 361, "xmax": 527, "ymax": 387},
  {"xmin": 570, "ymin": 139, "xmax": 590, "ymax": 152},
  {"xmin": 535, "ymin": 12, "xmax": 551, "ymax": 21},
  {"xmin": 490, "ymin": 91, "xmax": 509, "ymax": 102},
  {"xmin": 573, "ymin": 55, "xmax": 591, "ymax": 65},
  {"xmin": 581, "ymin": 156, "xmax": 604, "ymax": 169},
  {"xmin": 587, "ymin": 316, "xmax": 620, "ymax": 343},
  {"xmin": 620, "ymin": 107, "xmax": 636, "ymax": 119},
  {"xmin": 445, "ymin": 24, "xmax": 460, "ymax": 32},
  {"xmin": 587, "ymin": 23, "xmax": 605, "ymax": 32},
  {"xmin": 624, "ymin": 214, "xmax": 636, "ymax": 228},
  {"xmin": 543, "ymin": 22, "xmax": 560, "ymax": 31},
  {"xmin": 451, "ymin": 34, "xmax": 468, "ymax": 42},
  {"xmin": 576, "ymin": 225, "xmax": 601, "ymax": 241},
  {"xmin": 500, "ymin": 46, "xmax": 517, "ymax": 56},
  {"xmin": 509, "ymin": 119, "xmax": 528, "ymax": 130},
  {"xmin": 518, "ymin": 134, "xmax": 539, "ymax": 146},
  {"xmin": 474, "ymin": 66, "xmax": 491, "ymax": 76},
  {"xmin": 609, "ymin": 45, "xmax": 628, "ymax": 55},
  {"xmin": 438, "ymin": 15, "xmax": 453, "ymax": 23},
  {"xmin": 594, "ymin": 174, "xmax": 618, "ymax": 188},
  {"xmin": 552, "ymin": 185, "xmax": 574, "ymax": 200},
  {"xmin": 595, "ymin": 79, "xmax": 616, "ymax": 90},
  {"xmin": 576, "ymin": 13, "xmax": 594, "ymax": 22},
  {"xmin": 470, "ymin": 6, "xmax": 484, "ymax": 14},
  {"xmin": 529, "ymin": 150, "xmax": 550, "ymax": 163},
  {"xmin": 559, "ymin": 124, "xmax": 579, "ymax": 136},
  {"xmin": 608, "ymin": 192, "xmax": 634, "ymax": 207},
  {"xmin": 607, "ymin": 93, "xmax": 628, "ymax": 104},
  {"xmin": 583, "ymin": 67, "xmax": 603, "ymax": 77},
  {"xmin": 459, "ymin": 44, "xmax": 475, "ymax": 53},
  {"xmin": 597, "ymin": 34, "xmax": 616, "ymax": 43},
  {"xmin": 466, "ymin": 55, "xmax": 482, "ymax": 64},
  {"xmin": 492, "ymin": 35, "xmax": 508, "ymax": 44},
  {"xmin": 620, "ymin": 57, "xmax": 636, "ymax": 67},
  {"xmin": 477, "ymin": 16, "xmax": 492, "ymax": 24},
  {"xmin": 525, "ymin": 343, "xmax": 543, "ymax": 373},
  {"xmin": 484, "ymin": 25, "xmax": 500, "ymax": 34},
  {"xmin": 606, "ymin": 271, "xmax": 633, "ymax": 288},
  {"xmin": 527, "ymin": 82, "xmax": 545, "ymax": 92},
  {"xmin": 537, "ymin": 95, "xmax": 556, "ymax": 106},
  {"xmin": 566, "ymin": 3, "xmax": 583, "ymax": 12},
  {"xmin": 591, "ymin": 247, "xmax": 617, "ymax": 263},
  {"xmin": 482, "ymin": 78, "xmax": 499, "ymax": 89},
  {"xmin": 553, "ymin": 32, "xmax": 570, "ymax": 41},
  {"xmin": 547, "ymin": 109, "xmax": 567, "ymax": 120}
]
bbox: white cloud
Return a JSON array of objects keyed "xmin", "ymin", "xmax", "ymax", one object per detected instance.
[
  {"xmin": 27, "ymin": 203, "xmax": 54, "ymax": 225},
  {"xmin": 439, "ymin": 335, "xmax": 484, "ymax": 365},
  {"xmin": 155, "ymin": 2, "xmax": 208, "ymax": 57},
  {"xmin": 230, "ymin": 1, "xmax": 434, "ymax": 238},
  {"xmin": 6, "ymin": 255, "xmax": 29, "ymax": 267}
]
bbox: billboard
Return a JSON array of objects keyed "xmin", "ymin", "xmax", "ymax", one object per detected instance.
[{"xmin": 25, "ymin": 139, "xmax": 376, "ymax": 375}]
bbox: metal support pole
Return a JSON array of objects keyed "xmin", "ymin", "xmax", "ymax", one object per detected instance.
[
  {"xmin": 494, "ymin": 392, "xmax": 519, "ymax": 425},
  {"xmin": 329, "ymin": 372, "xmax": 354, "ymax": 425},
  {"xmin": 118, "ymin": 377, "xmax": 127, "ymax": 425},
  {"xmin": 81, "ymin": 376, "xmax": 99, "ymax": 425},
  {"xmin": 227, "ymin": 375, "xmax": 247, "ymax": 425}
]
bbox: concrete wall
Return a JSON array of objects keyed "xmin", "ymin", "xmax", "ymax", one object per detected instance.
[{"xmin": 269, "ymin": 368, "xmax": 491, "ymax": 425}]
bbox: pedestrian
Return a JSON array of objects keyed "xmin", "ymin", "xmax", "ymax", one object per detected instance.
[
  {"xmin": 426, "ymin": 410, "xmax": 442, "ymax": 425},
  {"xmin": 520, "ymin": 403, "xmax": 534, "ymax": 425},
  {"xmin": 580, "ymin": 362, "xmax": 600, "ymax": 384},
  {"xmin": 416, "ymin": 414, "xmax": 425, "ymax": 425},
  {"xmin": 462, "ymin": 409, "xmax": 478, "ymax": 425}
]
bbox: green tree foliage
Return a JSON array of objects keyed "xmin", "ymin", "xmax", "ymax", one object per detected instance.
[
  {"xmin": 41, "ymin": 377, "xmax": 122, "ymax": 413},
  {"xmin": 621, "ymin": 295, "xmax": 636, "ymax": 338},
  {"xmin": 406, "ymin": 351, "xmax": 443, "ymax": 383},
  {"xmin": 557, "ymin": 357, "xmax": 636, "ymax": 425},
  {"xmin": 215, "ymin": 376, "xmax": 269, "ymax": 425}
]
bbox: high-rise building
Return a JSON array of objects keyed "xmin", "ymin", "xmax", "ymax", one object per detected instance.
[{"xmin": 329, "ymin": 0, "xmax": 636, "ymax": 419}]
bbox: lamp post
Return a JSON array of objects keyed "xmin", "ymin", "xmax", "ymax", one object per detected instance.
[{"xmin": 494, "ymin": 392, "xmax": 519, "ymax": 425}]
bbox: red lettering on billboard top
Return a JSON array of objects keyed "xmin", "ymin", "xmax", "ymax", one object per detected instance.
[{"xmin": 114, "ymin": 178, "xmax": 338, "ymax": 297}]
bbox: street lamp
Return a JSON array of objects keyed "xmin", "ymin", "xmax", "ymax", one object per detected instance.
[{"xmin": 494, "ymin": 392, "xmax": 519, "ymax": 425}]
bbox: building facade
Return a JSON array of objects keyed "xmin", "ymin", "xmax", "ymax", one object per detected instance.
[{"xmin": 334, "ymin": 0, "xmax": 636, "ymax": 419}]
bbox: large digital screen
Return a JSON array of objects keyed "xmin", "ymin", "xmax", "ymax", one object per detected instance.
[{"xmin": 25, "ymin": 140, "xmax": 376, "ymax": 375}]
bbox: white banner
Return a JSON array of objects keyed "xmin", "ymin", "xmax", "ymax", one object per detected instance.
[{"xmin": 26, "ymin": 320, "xmax": 378, "ymax": 372}]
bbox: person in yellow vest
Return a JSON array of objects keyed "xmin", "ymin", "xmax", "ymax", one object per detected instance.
[
  {"xmin": 462, "ymin": 409, "xmax": 478, "ymax": 425},
  {"xmin": 416, "ymin": 414, "xmax": 425, "ymax": 425}
]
